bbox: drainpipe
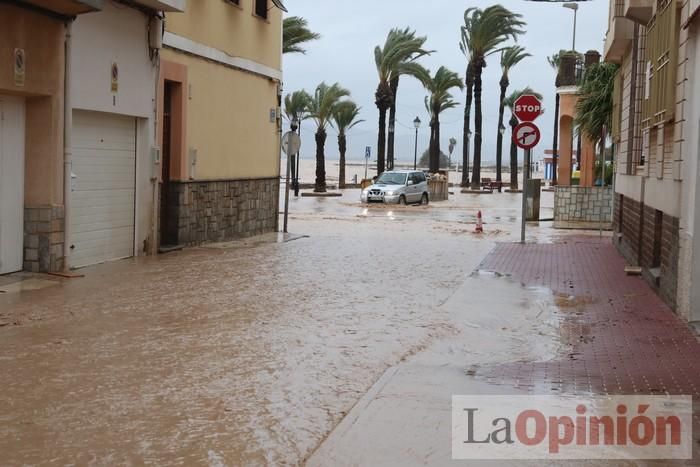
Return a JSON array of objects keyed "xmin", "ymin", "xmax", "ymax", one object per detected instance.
[{"xmin": 63, "ymin": 20, "xmax": 73, "ymax": 272}]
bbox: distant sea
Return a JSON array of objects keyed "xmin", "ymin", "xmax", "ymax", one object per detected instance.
[{"xmin": 283, "ymin": 158, "xmax": 535, "ymax": 186}]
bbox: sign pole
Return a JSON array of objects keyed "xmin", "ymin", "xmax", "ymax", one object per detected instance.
[
  {"xmin": 283, "ymin": 138, "xmax": 291, "ymax": 233},
  {"xmin": 521, "ymin": 148, "xmax": 531, "ymax": 244}
]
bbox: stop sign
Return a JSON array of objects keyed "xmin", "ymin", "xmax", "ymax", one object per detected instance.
[{"xmin": 514, "ymin": 94, "xmax": 543, "ymax": 122}]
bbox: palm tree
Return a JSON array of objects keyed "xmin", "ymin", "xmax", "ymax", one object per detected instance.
[
  {"xmin": 374, "ymin": 28, "xmax": 431, "ymax": 176},
  {"xmin": 284, "ymin": 90, "xmax": 312, "ymax": 185},
  {"xmin": 332, "ymin": 101, "xmax": 364, "ymax": 189},
  {"xmin": 307, "ymin": 82, "xmax": 351, "ymax": 193},
  {"xmin": 575, "ymin": 62, "xmax": 618, "ymax": 184},
  {"xmin": 495, "ymin": 46, "xmax": 530, "ymax": 183},
  {"xmin": 423, "ymin": 66, "xmax": 464, "ymax": 173},
  {"xmin": 283, "ymin": 17, "xmax": 321, "ymax": 55},
  {"xmin": 460, "ymin": 6, "xmax": 525, "ymax": 189},
  {"xmin": 504, "ymin": 87, "xmax": 542, "ymax": 190}
]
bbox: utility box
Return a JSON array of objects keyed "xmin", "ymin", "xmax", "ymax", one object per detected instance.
[{"xmin": 526, "ymin": 178, "xmax": 541, "ymax": 222}]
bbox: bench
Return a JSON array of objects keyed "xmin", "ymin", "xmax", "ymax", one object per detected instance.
[{"xmin": 480, "ymin": 178, "xmax": 504, "ymax": 193}]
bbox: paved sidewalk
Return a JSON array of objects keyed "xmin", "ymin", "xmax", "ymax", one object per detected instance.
[
  {"xmin": 477, "ymin": 237, "xmax": 700, "ymax": 398},
  {"xmin": 308, "ymin": 237, "xmax": 700, "ymax": 466}
]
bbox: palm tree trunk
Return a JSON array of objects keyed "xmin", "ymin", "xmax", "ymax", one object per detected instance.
[
  {"xmin": 375, "ymin": 82, "xmax": 392, "ymax": 176},
  {"xmin": 552, "ymin": 92, "xmax": 560, "ymax": 185},
  {"xmin": 314, "ymin": 128, "xmax": 327, "ymax": 193},
  {"xmin": 471, "ymin": 63, "xmax": 484, "ymax": 189},
  {"xmin": 429, "ymin": 126, "xmax": 435, "ymax": 171},
  {"xmin": 377, "ymin": 107, "xmax": 387, "ymax": 176},
  {"xmin": 434, "ymin": 115, "xmax": 441, "ymax": 172},
  {"xmin": 461, "ymin": 62, "xmax": 474, "ymax": 187},
  {"xmin": 496, "ymin": 75, "xmax": 508, "ymax": 183},
  {"xmin": 338, "ymin": 132, "xmax": 347, "ymax": 189},
  {"xmin": 509, "ymin": 115, "xmax": 519, "ymax": 190},
  {"xmin": 387, "ymin": 76, "xmax": 399, "ymax": 171}
]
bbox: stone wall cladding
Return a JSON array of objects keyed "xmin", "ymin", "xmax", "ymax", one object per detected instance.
[
  {"xmin": 166, "ymin": 177, "xmax": 279, "ymax": 246},
  {"xmin": 553, "ymin": 186, "xmax": 613, "ymax": 229},
  {"xmin": 24, "ymin": 205, "xmax": 65, "ymax": 273}
]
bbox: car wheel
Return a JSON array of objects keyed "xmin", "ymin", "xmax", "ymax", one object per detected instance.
[
  {"xmin": 421, "ymin": 193, "xmax": 429, "ymax": 205},
  {"xmin": 399, "ymin": 195, "xmax": 407, "ymax": 205}
]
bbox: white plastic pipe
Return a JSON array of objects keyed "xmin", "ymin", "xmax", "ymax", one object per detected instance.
[{"xmin": 63, "ymin": 21, "xmax": 73, "ymax": 271}]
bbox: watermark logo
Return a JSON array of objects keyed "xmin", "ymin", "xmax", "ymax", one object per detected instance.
[{"xmin": 452, "ymin": 395, "xmax": 693, "ymax": 460}]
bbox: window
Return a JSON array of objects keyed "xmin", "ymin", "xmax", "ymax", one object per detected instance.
[{"xmin": 254, "ymin": 0, "xmax": 268, "ymax": 19}]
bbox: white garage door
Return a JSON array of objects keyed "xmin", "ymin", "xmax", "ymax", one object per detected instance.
[
  {"xmin": 0, "ymin": 95, "xmax": 25, "ymax": 274},
  {"xmin": 71, "ymin": 110, "xmax": 136, "ymax": 268}
]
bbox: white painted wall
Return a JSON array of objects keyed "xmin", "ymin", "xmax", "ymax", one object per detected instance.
[
  {"xmin": 71, "ymin": 1, "xmax": 160, "ymax": 258},
  {"xmin": 71, "ymin": 2, "xmax": 155, "ymax": 118},
  {"xmin": 681, "ymin": 24, "xmax": 700, "ymax": 326}
]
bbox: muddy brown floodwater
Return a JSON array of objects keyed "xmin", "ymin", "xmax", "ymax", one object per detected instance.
[{"xmin": 0, "ymin": 189, "xmax": 568, "ymax": 465}]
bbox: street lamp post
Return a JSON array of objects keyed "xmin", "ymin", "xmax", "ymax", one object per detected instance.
[
  {"xmin": 563, "ymin": 3, "xmax": 579, "ymax": 51},
  {"xmin": 413, "ymin": 116, "xmax": 421, "ymax": 170}
]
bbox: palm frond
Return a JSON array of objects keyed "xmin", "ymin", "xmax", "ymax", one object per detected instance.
[
  {"xmin": 332, "ymin": 101, "xmax": 364, "ymax": 135},
  {"xmin": 575, "ymin": 63, "xmax": 619, "ymax": 142},
  {"xmin": 283, "ymin": 16, "xmax": 321, "ymax": 55},
  {"xmin": 308, "ymin": 82, "xmax": 351, "ymax": 130},
  {"xmin": 501, "ymin": 46, "xmax": 531, "ymax": 77},
  {"xmin": 284, "ymin": 90, "xmax": 312, "ymax": 123}
]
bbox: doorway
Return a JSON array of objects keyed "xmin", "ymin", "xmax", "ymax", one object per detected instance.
[
  {"xmin": 0, "ymin": 95, "xmax": 25, "ymax": 274},
  {"xmin": 160, "ymin": 81, "xmax": 176, "ymax": 248}
]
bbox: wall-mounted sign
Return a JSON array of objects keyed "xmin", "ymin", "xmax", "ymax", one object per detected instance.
[
  {"xmin": 14, "ymin": 48, "xmax": 25, "ymax": 87},
  {"xmin": 111, "ymin": 62, "xmax": 119, "ymax": 93}
]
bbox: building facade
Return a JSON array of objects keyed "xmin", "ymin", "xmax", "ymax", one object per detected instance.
[
  {"xmin": 0, "ymin": 0, "xmax": 100, "ymax": 274},
  {"xmin": 605, "ymin": 0, "xmax": 699, "ymax": 329},
  {"xmin": 68, "ymin": 0, "xmax": 185, "ymax": 269},
  {"xmin": 157, "ymin": 0, "xmax": 283, "ymax": 248},
  {"xmin": 1, "ymin": 0, "xmax": 283, "ymax": 275},
  {"xmin": 678, "ymin": 0, "xmax": 700, "ymax": 331}
]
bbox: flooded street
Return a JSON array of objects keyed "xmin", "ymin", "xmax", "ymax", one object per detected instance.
[{"xmin": 0, "ymin": 189, "xmax": 553, "ymax": 465}]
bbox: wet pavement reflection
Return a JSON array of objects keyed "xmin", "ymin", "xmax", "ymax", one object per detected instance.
[{"xmin": 0, "ymin": 189, "xmax": 585, "ymax": 465}]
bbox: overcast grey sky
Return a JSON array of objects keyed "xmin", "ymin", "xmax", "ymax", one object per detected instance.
[{"xmin": 283, "ymin": 0, "xmax": 609, "ymax": 164}]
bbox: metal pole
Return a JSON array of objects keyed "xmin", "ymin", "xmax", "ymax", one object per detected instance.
[
  {"xmin": 521, "ymin": 148, "xmax": 530, "ymax": 244},
  {"xmin": 294, "ymin": 122, "xmax": 301, "ymax": 197},
  {"xmin": 573, "ymin": 9, "xmax": 577, "ymax": 51},
  {"xmin": 414, "ymin": 127, "xmax": 419, "ymax": 170},
  {"xmin": 283, "ymin": 139, "xmax": 291, "ymax": 233}
]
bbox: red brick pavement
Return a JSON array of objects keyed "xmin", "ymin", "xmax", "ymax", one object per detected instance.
[{"xmin": 477, "ymin": 236, "xmax": 700, "ymax": 400}]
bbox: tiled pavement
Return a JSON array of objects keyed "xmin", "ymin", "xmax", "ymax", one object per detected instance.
[{"xmin": 478, "ymin": 237, "xmax": 700, "ymax": 440}]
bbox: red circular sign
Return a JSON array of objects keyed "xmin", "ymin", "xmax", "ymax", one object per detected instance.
[
  {"xmin": 514, "ymin": 94, "xmax": 543, "ymax": 122},
  {"xmin": 513, "ymin": 122, "xmax": 541, "ymax": 150}
]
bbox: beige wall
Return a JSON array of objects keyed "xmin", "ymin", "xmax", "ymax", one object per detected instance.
[
  {"xmin": 161, "ymin": 49, "xmax": 280, "ymax": 180},
  {"xmin": 165, "ymin": 0, "xmax": 282, "ymax": 71},
  {"xmin": 0, "ymin": 4, "xmax": 65, "ymax": 207}
]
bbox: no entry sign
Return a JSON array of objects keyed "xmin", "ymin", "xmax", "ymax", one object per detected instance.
[
  {"xmin": 514, "ymin": 95, "xmax": 543, "ymax": 122},
  {"xmin": 513, "ymin": 122, "xmax": 541, "ymax": 150}
]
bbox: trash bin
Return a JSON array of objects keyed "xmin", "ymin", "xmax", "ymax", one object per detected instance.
[{"xmin": 526, "ymin": 178, "xmax": 541, "ymax": 222}]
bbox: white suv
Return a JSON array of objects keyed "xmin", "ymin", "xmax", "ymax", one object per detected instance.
[{"xmin": 361, "ymin": 170, "xmax": 430, "ymax": 205}]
